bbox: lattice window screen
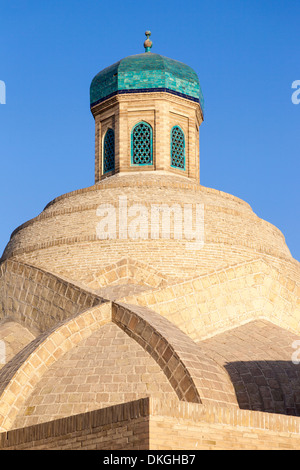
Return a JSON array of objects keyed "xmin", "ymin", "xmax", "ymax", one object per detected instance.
[
  {"xmin": 171, "ymin": 126, "xmax": 185, "ymax": 170},
  {"xmin": 103, "ymin": 128, "xmax": 115, "ymax": 173},
  {"xmin": 131, "ymin": 122, "xmax": 153, "ymax": 165}
]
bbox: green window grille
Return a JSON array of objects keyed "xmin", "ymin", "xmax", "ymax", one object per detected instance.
[
  {"xmin": 131, "ymin": 121, "xmax": 153, "ymax": 165},
  {"xmin": 103, "ymin": 128, "xmax": 115, "ymax": 173},
  {"xmin": 171, "ymin": 126, "xmax": 185, "ymax": 170}
]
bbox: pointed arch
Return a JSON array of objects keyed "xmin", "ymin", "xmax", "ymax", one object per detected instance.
[
  {"xmin": 103, "ymin": 128, "xmax": 115, "ymax": 173},
  {"xmin": 131, "ymin": 121, "xmax": 153, "ymax": 165},
  {"xmin": 171, "ymin": 125, "xmax": 185, "ymax": 170}
]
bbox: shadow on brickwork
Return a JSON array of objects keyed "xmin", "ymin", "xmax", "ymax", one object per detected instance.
[{"xmin": 225, "ymin": 360, "xmax": 300, "ymax": 416}]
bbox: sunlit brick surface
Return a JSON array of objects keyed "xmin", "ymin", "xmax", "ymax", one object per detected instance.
[
  {"xmin": 200, "ymin": 320, "xmax": 300, "ymax": 416},
  {"xmin": 0, "ymin": 117, "xmax": 299, "ymax": 449},
  {"xmin": 13, "ymin": 323, "xmax": 177, "ymax": 429},
  {"xmin": 0, "ymin": 321, "xmax": 35, "ymax": 370}
]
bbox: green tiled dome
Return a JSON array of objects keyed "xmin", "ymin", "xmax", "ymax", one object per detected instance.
[{"xmin": 90, "ymin": 53, "xmax": 204, "ymax": 113}]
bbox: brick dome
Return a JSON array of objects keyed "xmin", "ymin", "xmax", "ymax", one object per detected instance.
[
  {"xmin": 1, "ymin": 34, "xmax": 300, "ymax": 450},
  {"xmin": 1, "ymin": 172, "xmax": 297, "ymax": 285}
]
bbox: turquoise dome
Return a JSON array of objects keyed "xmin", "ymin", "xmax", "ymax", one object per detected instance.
[{"xmin": 90, "ymin": 53, "xmax": 204, "ymax": 114}]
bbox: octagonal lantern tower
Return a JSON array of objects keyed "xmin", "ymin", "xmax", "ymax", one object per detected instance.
[{"xmin": 90, "ymin": 32, "xmax": 204, "ymax": 183}]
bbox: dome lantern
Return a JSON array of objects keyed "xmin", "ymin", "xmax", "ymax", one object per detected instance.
[{"xmin": 90, "ymin": 32, "xmax": 204, "ymax": 183}]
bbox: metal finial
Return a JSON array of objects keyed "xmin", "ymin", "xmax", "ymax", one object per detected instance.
[{"xmin": 144, "ymin": 31, "xmax": 152, "ymax": 53}]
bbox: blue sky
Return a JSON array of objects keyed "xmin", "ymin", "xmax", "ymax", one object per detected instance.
[{"xmin": 0, "ymin": 0, "xmax": 299, "ymax": 261}]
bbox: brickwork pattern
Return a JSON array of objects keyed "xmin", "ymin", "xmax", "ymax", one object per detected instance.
[
  {"xmin": 0, "ymin": 303, "xmax": 111, "ymax": 431},
  {"xmin": 0, "ymin": 321, "xmax": 35, "ymax": 370},
  {"xmin": 0, "ymin": 399, "xmax": 150, "ymax": 450},
  {"xmin": 113, "ymin": 303, "xmax": 237, "ymax": 407},
  {"xmin": 0, "ymin": 48, "xmax": 299, "ymax": 450},
  {"xmin": 2, "ymin": 173, "xmax": 298, "ymax": 288},
  {"xmin": 122, "ymin": 258, "xmax": 300, "ymax": 340},
  {"xmin": 149, "ymin": 399, "xmax": 300, "ymax": 450},
  {"xmin": 91, "ymin": 93, "xmax": 201, "ymax": 182},
  {"xmin": 13, "ymin": 322, "xmax": 178, "ymax": 429},
  {"xmin": 0, "ymin": 259, "xmax": 102, "ymax": 333},
  {"xmin": 2, "ymin": 398, "xmax": 300, "ymax": 450},
  {"xmin": 200, "ymin": 320, "xmax": 300, "ymax": 416},
  {"xmin": 0, "ymin": 168, "xmax": 299, "ymax": 449},
  {"xmin": 0, "ymin": 297, "xmax": 238, "ymax": 432},
  {"xmin": 83, "ymin": 258, "xmax": 170, "ymax": 291}
]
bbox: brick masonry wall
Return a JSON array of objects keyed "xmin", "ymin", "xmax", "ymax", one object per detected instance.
[
  {"xmin": 0, "ymin": 259, "xmax": 102, "ymax": 333},
  {"xmin": 2, "ymin": 173, "xmax": 298, "ymax": 286},
  {"xmin": 122, "ymin": 258, "xmax": 300, "ymax": 340},
  {"xmin": 0, "ymin": 299, "xmax": 238, "ymax": 432},
  {"xmin": 91, "ymin": 92, "xmax": 202, "ymax": 183},
  {"xmin": 83, "ymin": 258, "xmax": 169, "ymax": 292},
  {"xmin": 200, "ymin": 320, "xmax": 300, "ymax": 416},
  {"xmin": 113, "ymin": 303, "xmax": 237, "ymax": 408},
  {"xmin": 0, "ymin": 302, "xmax": 111, "ymax": 431},
  {"xmin": 149, "ymin": 399, "xmax": 300, "ymax": 450},
  {"xmin": 0, "ymin": 399, "xmax": 150, "ymax": 450},
  {"xmin": 13, "ymin": 322, "xmax": 178, "ymax": 429},
  {"xmin": 2, "ymin": 398, "xmax": 300, "ymax": 450},
  {"xmin": 0, "ymin": 321, "xmax": 35, "ymax": 370}
]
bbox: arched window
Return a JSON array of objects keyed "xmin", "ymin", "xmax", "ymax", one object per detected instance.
[
  {"xmin": 171, "ymin": 126, "xmax": 185, "ymax": 170},
  {"xmin": 103, "ymin": 128, "xmax": 115, "ymax": 173},
  {"xmin": 131, "ymin": 121, "xmax": 153, "ymax": 165}
]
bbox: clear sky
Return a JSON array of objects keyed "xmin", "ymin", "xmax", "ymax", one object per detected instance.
[{"xmin": 0, "ymin": 0, "xmax": 299, "ymax": 261}]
